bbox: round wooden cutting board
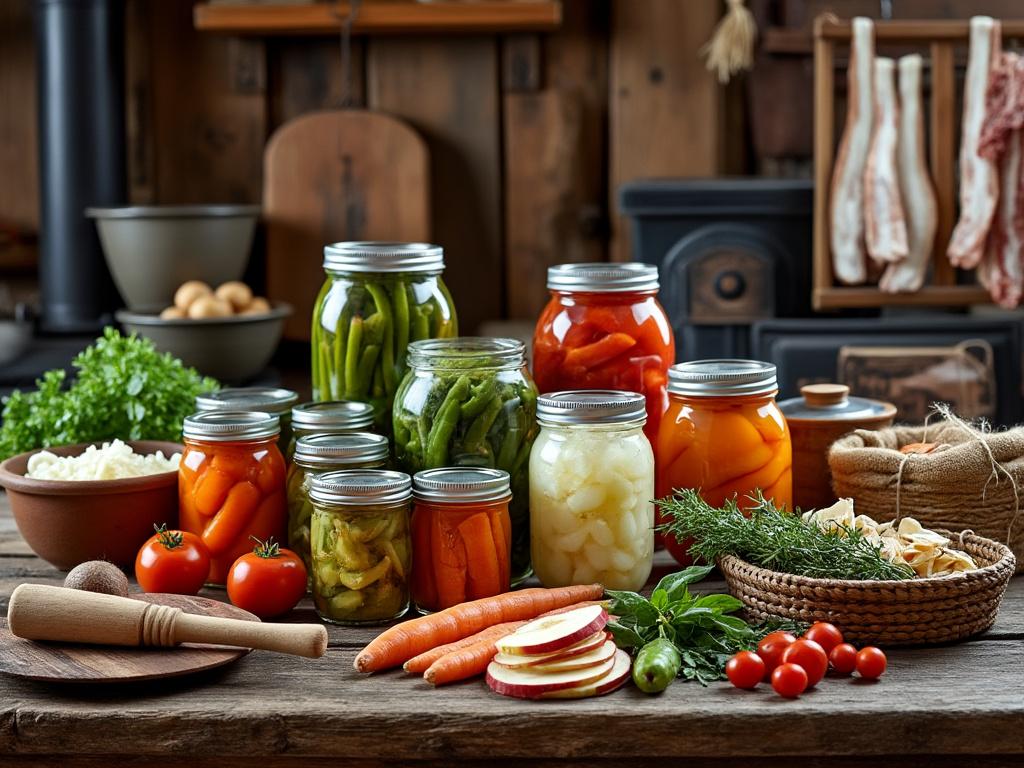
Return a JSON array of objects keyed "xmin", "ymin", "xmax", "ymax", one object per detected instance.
[{"xmin": 0, "ymin": 593, "xmax": 258, "ymax": 683}]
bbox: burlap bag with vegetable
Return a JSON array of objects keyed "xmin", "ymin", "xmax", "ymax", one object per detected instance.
[{"xmin": 829, "ymin": 413, "xmax": 1024, "ymax": 574}]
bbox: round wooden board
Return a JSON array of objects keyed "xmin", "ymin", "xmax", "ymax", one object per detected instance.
[{"xmin": 0, "ymin": 593, "xmax": 258, "ymax": 683}]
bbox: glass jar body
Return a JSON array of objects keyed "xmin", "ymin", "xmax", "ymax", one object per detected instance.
[
  {"xmin": 179, "ymin": 436, "xmax": 287, "ymax": 585},
  {"xmin": 411, "ymin": 496, "xmax": 511, "ymax": 613},
  {"xmin": 532, "ymin": 290, "xmax": 674, "ymax": 444},
  {"xmin": 530, "ymin": 422, "xmax": 654, "ymax": 591},
  {"xmin": 655, "ymin": 391, "xmax": 792, "ymax": 565},
  {"xmin": 309, "ymin": 498, "xmax": 412, "ymax": 624},
  {"xmin": 393, "ymin": 358, "xmax": 538, "ymax": 585}
]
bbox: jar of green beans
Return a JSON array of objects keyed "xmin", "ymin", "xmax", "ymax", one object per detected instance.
[{"xmin": 312, "ymin": 242, "xmax": 458, "ymax": 436}]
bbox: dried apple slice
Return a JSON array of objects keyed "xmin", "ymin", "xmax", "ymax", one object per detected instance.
[
  {"xmin": 492, "ymin": 630, "xmax": 609, "ymax": 669},
  {"xmin": 495, "ymin": 604, "xmax": 608, "ymax": 657},
  {"xmin": 539, "ymin": 649, "xmax": 632, "ymax": 699},
  {"xmin": 485, "ymin": 655, "xmax": 616, "ymax": 699}
]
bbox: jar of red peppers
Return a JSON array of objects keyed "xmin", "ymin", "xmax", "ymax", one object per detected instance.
[
  {"xmin": 532, "ymin": 263, "xmax": 674, "ymax": 444},
  {"xmin": 656, "ymin": 360, "xmax": 792, "ymax": 566},
  {"xmin": 179, "ymin": 411, "xmax": 288, "ymax": 585},
  {"xmin": 411, "ymin": 468, "xmax": 511, "ymax": 613}
]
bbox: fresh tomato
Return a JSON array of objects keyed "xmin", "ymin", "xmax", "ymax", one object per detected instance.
[
  {"xmin": 855, "ymin": 646, "xmax": 887, "ymax": 680},
  {"xmin": 771, "ymin": 662, "xmax": 808, "ymax": 698},
  {"xmin": 725, "ymin": 651, "xmax": 765, "ymax": 690},
  {"xmin": 805, "ymin": 622, "xmax": 844, "ymax": 655},
  {"xmin": 135, "ymin": 523, "xmax": 211, "ymax": 595},
  {"xmin": 781, "ymin": 638, "xmax": 829, "ymax": 687},
  {"xmin": 829, "ymin": 643, "xmax": 858, "ymax": 675},
  {"xmin": 756, "ymin": 631, "xmax": 796, "ymax": 677},
  {"xmin": 226, "ymin": 537, "xmax": 307, "ymax": 619}
]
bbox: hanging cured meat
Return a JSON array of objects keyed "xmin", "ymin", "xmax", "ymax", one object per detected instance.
[
  {"xmin": 829, "ymin": 16, "xmax": 874, "ymax": 285},
  {"xmin": 880, "ymin": 54, "xmax": 937, "ymax": 294},
  {"xmin": 864, "ymin": 57, "xmax": 909, "ymax": 265},
  {"xmin": 947, "ymin": 16, "xmax": 1002, "ymax": 269}
]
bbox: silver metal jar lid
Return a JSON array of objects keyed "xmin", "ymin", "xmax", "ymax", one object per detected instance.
[
  {"xmin": 323, "ymin": 242, "xmax": 445, "ymax": 274},
  {"xmin": 412, "ymin": 468, "xmax": 511, "ymax": 503},
  {"xmin": 183, "ymin": 410, "xmax": 280, "ymax": 442},
  {"xmin": 547, "ymin": 262, "xmax": 659, "ymax": 293},
  {"xmin": 537, "ymin": 390, "xmax": 647, "ymax": 427},
  {"xmin": 294, "ymin": 433, "xmax": 389, "ymax": 469},
  {"xmin": 292, "ymin": 400, "xmax": 375, "ymax": 432},
  {"xmin": 667, "ymin": 360, "xmax": 778, "ymax": 398},
  {"xmin": 407, "ymin": 337, "xmax": 525, "ymax": 370},
  {"xmin": 309, "ymin": 469, "xmax": 412, "ymax": 506},
  {"xmin": 195, "ymin": 387, "xmax": 299, "ymax": 416}
]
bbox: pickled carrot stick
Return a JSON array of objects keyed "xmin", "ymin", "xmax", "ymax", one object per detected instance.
[
  {"xmin": 252, "ymin": 449, "xmax": 286, "ymax": 494},
  {"xmin": 210, "ymin": 449, "xmax": 255, "ymax": 481},
  {"xmin": 192, "ymin": 468, "xmax": 235, "ymax": 517},
  {"xmin": 487, "ymin": 508, "xmax": 510, "ymax": 590},
  {"xmin": 432, "ymin": 514, "xmax": 467, "ymax": 608},
  {"xmin": 563, "ymin": 332, "xmax": 636, "ymax": 369},
  {"xmin": 201, "ymin": 481, "xmax": 262, "ymax": 554},
  {"xmin": 411, "ymin": 510, "xmax": 438, "ymax": 609},
  {"xmin": 353, "ymin": 585, "xmax": 605, "ymax": 673},
  {"xmin": 457, "ymin": 513, "xmax": 502, "ymax": 600}
]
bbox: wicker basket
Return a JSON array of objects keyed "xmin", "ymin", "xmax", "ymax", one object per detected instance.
[{"xmin": 719, "ymin": 532, "xmax": 1016, "ymax": 645}]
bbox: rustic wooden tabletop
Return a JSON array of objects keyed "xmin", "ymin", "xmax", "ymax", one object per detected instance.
[{"xmin": 0, "ymin": 493, "xmax": 1021, "ymax": 768}]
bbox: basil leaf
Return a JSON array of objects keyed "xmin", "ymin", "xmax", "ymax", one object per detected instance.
[
  {"xmin": 692, "ymin": 593, "xmax": 744, "ymax": 615},
  {"xmin": 650, "ymin": 588, "xmax": 668, "ymax": 610},
  {"xmin": 607, "ymin": 620, "xmax": 647, "ymax": 650},
  {"xmin": 654, "ymin": 565, "xmax": 715, "ymax": 601},
  {"xmin": 606, "ymin": 590, "xmax": 660, "ymax": 625}
]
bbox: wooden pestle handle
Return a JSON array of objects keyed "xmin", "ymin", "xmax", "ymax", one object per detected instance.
[{"xmin": 8, "ymin": 584, "xmax": 328, "ymax": 659}]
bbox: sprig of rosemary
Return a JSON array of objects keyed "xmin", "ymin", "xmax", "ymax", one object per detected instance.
[{"xmin": 658, "ymin": 489, "xmax": 914, "ymax": 581}]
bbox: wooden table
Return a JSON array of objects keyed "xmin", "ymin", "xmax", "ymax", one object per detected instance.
[{"xmin": 0, "ymin": 493, "xmax": 1021, "ymax": 768}]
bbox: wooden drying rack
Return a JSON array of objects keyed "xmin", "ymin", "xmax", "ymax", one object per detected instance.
[{"xmin": 812, "ymin": 16, "xmax": 1024, "ymax": 311}]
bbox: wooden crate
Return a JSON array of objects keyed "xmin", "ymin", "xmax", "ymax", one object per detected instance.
[{"xmin": 811, "ymin": 16, "xmax": 1024, "ymax": 310}]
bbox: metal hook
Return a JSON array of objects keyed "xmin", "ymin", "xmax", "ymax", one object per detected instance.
[{"xmin": 331, "ymin": 0, "xmax": 362, "ymax": 108}]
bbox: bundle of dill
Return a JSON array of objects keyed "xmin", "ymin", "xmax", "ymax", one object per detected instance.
[{"xmin": 658, "ymin": 489, "xmax": 914, "ymax": 581}]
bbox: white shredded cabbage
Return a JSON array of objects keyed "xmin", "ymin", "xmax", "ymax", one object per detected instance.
[{"xmin": 26, "ymin": 439, "xmax": 180, "ymax": 481}]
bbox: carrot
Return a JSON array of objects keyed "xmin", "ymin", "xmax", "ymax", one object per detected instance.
[
  {"xmin": 457, "ymin": 513, "xmax": 503, "ymax": 600},
  {"xmin": 432, "ymin": 514, "xmax": 467, "ymax": 608},
  {"xmin": 411, "ymin": 509, "xmax": 438, "ymax": 610},
  {"xmin": 353, "ymin": 584, "xmax": 605, "ymax": 673},
  {"xmin": 487, "ymin": 508, "xmax": 510, "ymax": 590},
  {"xmin": 563, "ymin": 332, "xmax": 636, "ymax": 369},
  {"xmin": 192, "ymin": 467, "xmax": 235, "ymax": 517},
  {"xmin": 200, "ymin": 480, "xmax": 261, "ymax": 554}
]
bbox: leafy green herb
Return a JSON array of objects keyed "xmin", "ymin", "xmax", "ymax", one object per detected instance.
[
  {"xmin": 608, "ymin": 565, "xmax": 803, "ymax": 687},
  {"xmin": 0, "ymin": 328, "xmax": 218, "ymax": 458},
  {"xmin": 658, "ymin": 489, "xmax": 914, "ymax": 581}
]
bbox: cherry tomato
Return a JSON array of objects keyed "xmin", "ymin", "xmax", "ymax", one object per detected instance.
[
  {"xmin": 805, "ymin": 622, "xmax": 844, "ymax": 655},
  {"xmin": 829, "ymin": 643, "xmax": 858, "ymax": 675},
  {"xmin": 226, "ymin": 537, "xmax": 307, "ymax": 619},
  {"xmin": 135, "ymin": 523, "xmax": 211, "ymax": 595},
  {"xmin": 757, "ymin": 632, "xmax": 796, "ymax": 678},
  {"xmin": 771, "ymin": 662, "xmax": 808, "ymax": 698},
  {"xmin": 781, "ymin": 638, "xmax": 829, "ymax": 687},
  {"xmin": 855, "ymin": 646, "xmax": 887, "ymax": 680},
  {"xmin": 726, "ymin": 651, "xmax": 766, "ymax": 690}
]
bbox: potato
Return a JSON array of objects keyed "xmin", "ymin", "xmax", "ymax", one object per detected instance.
[
  {"xmin": 174, "ymin": 280, "xmax": 212, "ymax": 311},
  {"xmin": 160, "ymin": 306, "xmax": 186, "ymax": 320},
  {"xmin": 215, "ymin": 281, "xmax": 253, "ymax": 311},
  {"xmin": 240, "ymin": 296, "xmax": 271, "ymax": 315},
  {"xmin": 187, "ymin": 294, "xmax": 233, "ymax": 319}
]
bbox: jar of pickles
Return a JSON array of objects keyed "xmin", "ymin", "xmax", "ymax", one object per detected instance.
[
  {"xmin": 530, "ymin": 391, "xmax": 654, "ymax": 591},
  {"xmin": 312, "ymin": 242, "xmax": 458, "ymax": 434},
  {"xmin": 393, "ymin": 338, "xmax": 538, "ymax": 585},
  {"xmin": 308, "ymin": 469, "xmax": 412, "ymax": 624},
  {"xmin": 532, "ymin": 263, "xmax": 674, "ymax": 444},
  {"xmin": 411, "ymin": 468, "xmax": 511, "ymax": 613},
  {"xmin": 656, "ymin": 360, "xmax": 792, "ymax": 566},
  {"xmin": 287, "ymin": 400, "xmax": 376, "ymax": 459},
  {"xmin": 195, "ymin": 387, "xmax": 299, "ymax": 456},
  {"xmin": 286, "ymin": 432, "xmax": 390, "ymax": 578},
  {"xmin": 179, "ymin": 411, "xmax": 287, "ymax": 585}
]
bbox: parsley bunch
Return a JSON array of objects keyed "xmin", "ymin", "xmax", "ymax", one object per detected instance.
[{"xmin": 0, "ymin": 328, "xmax": 218, "ymax": 458}]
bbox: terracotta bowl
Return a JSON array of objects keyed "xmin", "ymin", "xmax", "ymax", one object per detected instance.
[{"xmin": 0, "ymin": 441, "xmax": 183, "ymax": 571}]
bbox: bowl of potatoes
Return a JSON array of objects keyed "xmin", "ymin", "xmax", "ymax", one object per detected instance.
[{"xmin": 116, "ymin": 280, "xmax": 291, "ymax": 383}]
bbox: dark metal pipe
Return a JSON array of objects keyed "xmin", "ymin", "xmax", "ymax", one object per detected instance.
[{"xmin": 34, "ymin": 0, "xmax": 126, "ymax": 333}]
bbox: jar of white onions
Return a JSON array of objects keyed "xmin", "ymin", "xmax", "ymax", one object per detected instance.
[{"xmin": 529, "ymin": 390, "xmax": 654, "ymax": 590}]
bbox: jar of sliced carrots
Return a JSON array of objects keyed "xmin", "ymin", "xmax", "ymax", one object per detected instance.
[
  {"xmin": 656, "ymin": 360, "xmax": 792, "ymax": 565},
  {"xmin": 179, "ymin": 411, "xmax": 288, "ymax": 585},
  {"xmin": 308, "ymin": 469, "xmax": 412, "ymax": 624},
  {"xmin": 532, "ymin": 263, "xmax": 674, "ymax": 445},
  {"xmin": 411, "ymin": 468, "xmax": 511, "ymax": 613}
]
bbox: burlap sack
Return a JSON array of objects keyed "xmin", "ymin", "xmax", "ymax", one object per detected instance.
[{"xmin": 829, "ymin": 419, "xmax": 1024, "ymax": 573}]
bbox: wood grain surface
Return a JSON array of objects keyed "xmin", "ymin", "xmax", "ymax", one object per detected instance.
[{"xmin": 0, "ymin": 494, "xmax": 1021, "ymax": 767}]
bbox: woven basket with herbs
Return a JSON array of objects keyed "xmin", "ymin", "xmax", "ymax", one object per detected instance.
[{"xmin": 659, "ymin": 490, "xmax": 1016, "ymax": 646}]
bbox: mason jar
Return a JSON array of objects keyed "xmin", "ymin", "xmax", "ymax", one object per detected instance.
[
  {"xmin": 312, "ymin": 242, "xmax": 458, "ymax": 435},
  {"xmin": 393, "ymin": 337, "xmax": 538, "ymax": 585},
  {"xmin": 530, "ymin": 390, "xmax": 654, "ymax": 591},
  {"xmin": 286, "ymin": 432, "xmax": 390, "ymax": 579},
  {"xmin": 195, "ymin": 387, "xmax": 299, "ymax": 457},
  {"xmin": 287, "ymin": 400, "xmax": 377, "ymax": 460},
  {"xmin": 308, "ymin": 469, "xmax": 412, "ymax": 624}
]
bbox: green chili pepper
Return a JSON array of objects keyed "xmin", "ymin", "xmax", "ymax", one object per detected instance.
[
  {"xmin": 425, "ymin": 375, "xmax": 471, "ymax": 466},
  {"xmin": 461, "ymin": 393, "xmax": 502, "ymax": 453},
  {"xmin": 460, "ymin": 378, "xmax": 498, "ymax": 419},
  {"xmin": 633, "ymin": 638, "xmax": 682, "ymax": 694}
]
